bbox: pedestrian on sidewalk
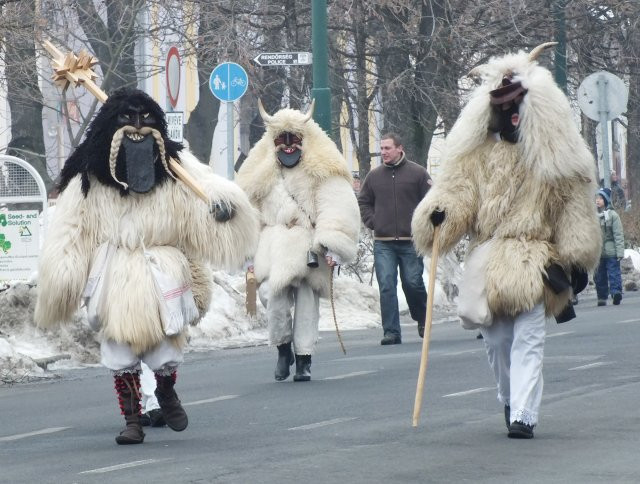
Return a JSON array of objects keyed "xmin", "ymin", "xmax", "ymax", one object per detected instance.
[
  {"xmin": 595, "ymin": 188, "xmax": 625, "ymax": 306},
  {"xmin": 358, "ymin": 133, "xmax": 433, "ymax": 345}
]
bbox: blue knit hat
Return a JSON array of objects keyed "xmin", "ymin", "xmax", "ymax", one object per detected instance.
[{"xmin": 597, "ymin": 188, "xmax": 611, "ymax": 207}]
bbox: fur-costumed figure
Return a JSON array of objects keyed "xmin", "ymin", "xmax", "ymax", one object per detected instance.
[
  {"xmin": 35, "ymin": 88, "xmax": 259, "ymax": 445},
  {"xmin": 236, "ymin": 101, "xmax": 359, "ymax": 382},
  {"xmin": 411, "ymin": 43, "xmax": 601, "ymax": 438}
]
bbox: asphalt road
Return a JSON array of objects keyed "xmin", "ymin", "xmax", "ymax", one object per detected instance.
[{"xmin": 1, "ymin": 291, "xmax": 639, "ymax": 484}]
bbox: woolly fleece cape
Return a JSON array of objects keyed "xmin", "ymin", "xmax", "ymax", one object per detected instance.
[
  {"xmin": 411, "ymin": 50, "xmax": 601, "ymax": 320},
  {"xmin": 35, "ymin": 151, "xmax": 259, "ymax": 353},
  {"xmin": 236, "ymin": 108, "xmax": 360, "ymax": 297}
]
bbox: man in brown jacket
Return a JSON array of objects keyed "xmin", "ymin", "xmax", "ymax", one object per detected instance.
[{"xmin": 358, "ymin": 133, "xmax": 432, "ymax": 344}]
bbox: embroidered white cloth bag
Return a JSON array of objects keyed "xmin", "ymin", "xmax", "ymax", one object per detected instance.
[
  {"xmin": 145, "ymin": 251, "xmax": 199, "ymax": 336},
  {"xmin": 82, "ymin": 242, "xmax": 117, "ymax": 331}
]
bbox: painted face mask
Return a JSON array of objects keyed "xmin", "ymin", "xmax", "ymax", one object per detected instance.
[
  {"xmin": 489, "ymin": 77, "xmax": 527, "ymax": 144},
  {"xmin": 274, "ymin": 131, "xmax": 303, "ymax": 168},
  {"xmin": 114, "ymin": 104, "xmax": 159, "ymax": 193}
]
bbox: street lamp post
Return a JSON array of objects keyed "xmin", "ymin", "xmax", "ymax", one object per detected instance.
[{"xmin": 311, "ymin": 0, "xmax": 331, "ymax": 134}]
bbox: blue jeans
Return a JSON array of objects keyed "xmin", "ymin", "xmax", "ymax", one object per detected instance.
[
  {"xmin": 373, "ymin": 240, "xmax": 427, "ymax": 338},
  {"xmin": 594, "ymin": 257, "xmax": 622, "ymax": 300}
]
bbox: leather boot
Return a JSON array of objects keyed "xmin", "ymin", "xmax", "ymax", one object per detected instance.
[
  {"xmin": 114, "ymin": 373, "xmax": 145, "ymax": 445},
  {"xmin": 275, "ymin": 342, "xmax": 295, "ymax": 381},
  {"xmin": 155, "ymin": 371, "xmax": 188, "ymax": 431},
  {"xmin": 293, "ymin": 354, "xmax": 311, "ymax": 382}
]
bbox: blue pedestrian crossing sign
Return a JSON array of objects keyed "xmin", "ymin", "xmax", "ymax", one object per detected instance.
[{"xmin": 209, "ymin": 62, "xmax": 248, "ymax": 102}]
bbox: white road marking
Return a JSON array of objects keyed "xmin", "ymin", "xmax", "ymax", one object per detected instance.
[
  {"xmin": 79, "ymin": 459, "xmax": 171, "ymax": 475},
  {"xmin": 288, "ymin": 417, "xmax": 357, "ymax": 431},
  {"xmin": 616, "ymin": 319, "xmax": 640, "ymax": 324},
  {"xmin": 0, "ymin": 427, "xmax": 70, "ymax": 442},
  {"xmin": 441, "ymin": 348, "xmax": 483, "ymax": 357},
  {"xmin": 183, "ymin": 395, "xmax": 239, "ymax": 407},
  {"xmin": 442, "ymin": 387, "xmax": 494, "ymax": 398},
  {"xmin": 337, "ymin": 353, "xmax": 418, "ymax": 362},
  {"xmin": 546, "ymin": 331, "xmax": 574, "ymax": 338},
  {"xmin": 322, "ymin": 371, "xmax": 376, "ymax": 380},
  {"xmin": 568, "ymin": 362, "xmax": 613, "ymax": 371}
]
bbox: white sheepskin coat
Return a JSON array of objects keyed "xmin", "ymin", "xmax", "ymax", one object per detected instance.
[
  {"xmin": 411, "ymin": 49, "xmax": 602, "ymax": 319},
  {"xmin": 35, "ymin": 151, "xmax": 259, "ymax": 353},
  {"xmin": 236, "ymin": 108, "xmax": 360, "ymax": 297}
]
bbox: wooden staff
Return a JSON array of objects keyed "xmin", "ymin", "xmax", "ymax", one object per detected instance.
[
  {"xmin": 41, "ymin": 39, "xmax": 208, "ymax": 204},
  {"xmin": 412, "ymin": 225, "xmax": 441, "ymax": 427}
]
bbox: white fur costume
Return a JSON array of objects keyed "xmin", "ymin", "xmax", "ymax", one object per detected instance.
[
  {"xmin": 411, "ymin": 46, "xmax": 601, "ymax": 430},
  {"xmin": 35, "ymin": 151, "xmax": 259, "ymax": 368},
  {"xmin": 237, "ymin": 107, "xmax": 360, "ymax": 353}
]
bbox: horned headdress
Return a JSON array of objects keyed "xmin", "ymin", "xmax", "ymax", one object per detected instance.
[{"xmin": 446, "ymin": 42, "xmax": 594, "ymax": 181}]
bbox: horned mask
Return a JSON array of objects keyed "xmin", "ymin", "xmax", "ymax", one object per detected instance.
[{"xmin": 258, "ymin": 99, "xmax": 315, "ymax": 168}]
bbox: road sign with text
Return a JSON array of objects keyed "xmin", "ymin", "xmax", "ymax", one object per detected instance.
[{"xmin": 253, "ymin": 52, "xmax": 312, "ymax": 66}]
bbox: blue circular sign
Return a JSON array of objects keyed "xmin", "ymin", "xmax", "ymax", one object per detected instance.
[{"xmin": 209, "ymin": 62, "xmax": 248, "ymax": 102}]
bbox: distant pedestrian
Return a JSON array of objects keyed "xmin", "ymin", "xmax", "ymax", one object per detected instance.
[
  {"xmin": 609, "ymin": 171, "xmax": 626, "ymax": 211},
  {"xmin": 358, "ymin": 133, "xmax": 432, "ymax": 345},
  {"xmin": 595, "ymin": 188, "xmax": 625, "ymax": 306}
]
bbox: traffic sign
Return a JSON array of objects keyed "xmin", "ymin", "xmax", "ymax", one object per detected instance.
[
  {"xmin": 166, "ymin": 112, "xmax": 183, "ymax": 143},
  {"xmin": 209, "ymin": 62, "xmax": 248, "ymax": 102},
  {"xmin": 166, "ymin": 46, "xmax": 181, "ymax": 109},
  {"xmin": 577, "ymin": 71, "xmax": 628, "ymax": 122},
  {"xmin": 253, "ymin": 52, "xmax": 312, "ymax": 67}
]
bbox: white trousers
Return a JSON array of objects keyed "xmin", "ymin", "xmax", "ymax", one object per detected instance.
[
  {"xmin": 480, "ymin": 303, "xmax": 547, "ymax": 427},
  {"xmin": 100, "ymin": 338, "xmax": 183, "ymax": 373},
  {"xmin": 262, "ymin": 281, "xmax": 320, "ymax": 355},
  {"xmin": 140, "ymin": 362, "xmax": 160, "ymax": 412}
]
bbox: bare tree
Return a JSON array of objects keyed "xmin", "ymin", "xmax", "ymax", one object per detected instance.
[{"xmin": 1, "ymin": 0, "xmax": 50, "ymax": 191}]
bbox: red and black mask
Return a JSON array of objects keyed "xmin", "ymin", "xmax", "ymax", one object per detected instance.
[
  {"xmin": 489, "ymin": 77, "xmax": 527, "ymax": 144},
  {"xmin": 274, "ymin": 131, "xmax": 303, "ymax": 168}
]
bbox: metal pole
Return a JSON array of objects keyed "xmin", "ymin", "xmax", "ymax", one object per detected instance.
[
  {"xmin": 311, "ymin": 0, "xmax": 331, "ymax": 134},
  {"xmin": 598, "ymin": 74, "xmax": 611, "ymax": 189},
  {"xmin": 227, "ymin": 101, "xmax": 234, "ymax": 180}
]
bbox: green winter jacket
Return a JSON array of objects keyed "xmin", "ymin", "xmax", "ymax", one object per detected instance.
[{"xmin": 598, "ymin": 209, "xmax": 625, "ymax": 258}]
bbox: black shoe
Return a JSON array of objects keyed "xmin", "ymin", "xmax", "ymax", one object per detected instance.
[
  {"xmin": 147, "ymin": 408, "xmax": 166, "ymax": 427},
  {"xmin": 508, "ymin": 420, "xmax": 534, "ymax": 439},
  {"xmin": 418, "ymin": 323, "xmax": 425, "ymax": 338},
  {"xmin": 571, "ymin": 296, "xmax": 579, "ymax": 305},
  {"xmin": 380, "ymin": 334, "xmax": 401, "ymax": 345},
  {"xmin": 293, "ymin": 355, "xmax": 311, "ymax": 382},
  {"xmin": 613, "ymin": 293, "xmax": 622, "ymax": 305},
  {"xmin": 504, "ymin": 405, "xmax": 510, "ymax": 429},
  {"xmin": 476, "ymin": 332, "xmax": 484, "ymax": 340},
  {"xmin": 275, "ymin": 342, "xmax": 295, "ymax": 381},
  {"xmin": 597, "ymin": 299, "xmax": 606, "ymax": 307},
  {"xmin": 139, "ymin": 413, "xmax": 151, "ymax": 427}
]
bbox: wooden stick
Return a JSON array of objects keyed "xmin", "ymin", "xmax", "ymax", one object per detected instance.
[
  {"xmin": 41, "ymin": 39, "xmax": 208, "ymax": 204},
  {"xmin": 412, "ymin": 225, "xmax": 441, "ymax": 427},
  {"xmin": 245, "ymin": 271, "xmax": 257, "ymax": 316}
]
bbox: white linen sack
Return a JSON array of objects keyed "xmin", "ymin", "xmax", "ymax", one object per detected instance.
[
  {"xmin": 145, "ymin": 251, "xmax": 199, "ymax": 336},
  {"xmin": 82, "ymin": 242, "xmax": 117, "ymax": 331},
  {"xmin": 457, "ymin": 239, "xmax": 493, "ymax": 329}
]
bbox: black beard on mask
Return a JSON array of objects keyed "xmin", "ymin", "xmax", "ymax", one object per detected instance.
[{"xmin": 489, "ymin": 102, "xmax": 521, "ymax": 144}]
